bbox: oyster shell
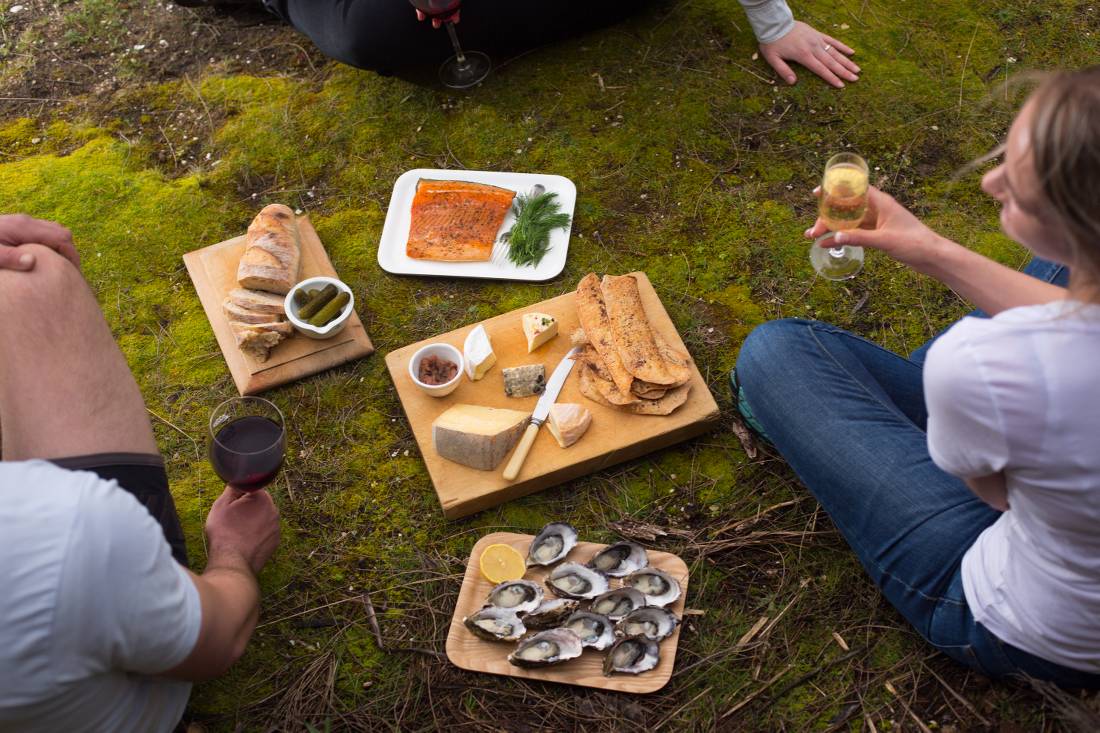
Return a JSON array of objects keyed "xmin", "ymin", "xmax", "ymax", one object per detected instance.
[
  {"xmin": 562, "ymin": 611, "xmax": 616, "ymax": 651},
  {"xmin": 587, "ymin": 541, "xmax": 648, "ymax": 577},
  {"xmin": 545, "ymin": 562, "xmax": 610, "ymax": 600},
  {"xmin": 603, "ymin": 635, "xmax": 660, "ymax": 676},
  {"xmin": 589, "ymin": 588, "xmax": 647, "ymax": 621},
  {"xmin": 486, "ymin": 579, "xmax": 543, "ymax": 614},
  {"xmin": 522, "ymin": 598, "xmax": 579, "ymax": 630},
  {"xmin": 527, "ymin": 522, "xmax": 578, "ymax": 566},
  {"xmin": 463, "ymin": 606, "xmax": 527, "ymax": 642},
  {"xmin": 624, "ymin": 568, "xmax": 681, "ymax": 608},
  {"xmin": 507, "ymin": 628, "xmax": 584, "ymax": 667},
  {"xmin": 615, "ymin": 606, "xmax": 680, "ymax": 641}
]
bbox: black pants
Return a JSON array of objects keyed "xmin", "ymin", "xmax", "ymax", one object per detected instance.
[
  {"xmin": 50, "ymin": 453, "xmax": 189, "ymax": 567},
  {"xmin": 261, "ymin": 0, "xmax": 639, "ymax": 75}
]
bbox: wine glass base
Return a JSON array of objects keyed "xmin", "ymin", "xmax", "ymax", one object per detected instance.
[
  {"xmin": 810, "ymin": 235, "xmax": 864, "ymax": 281},
  {"xmin": 439, "ymin": 51, "xmax": 491, "ymax": 89}
]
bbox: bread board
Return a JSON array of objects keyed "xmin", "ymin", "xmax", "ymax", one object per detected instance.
[
  {"xmin": 184, "ymin": 216, "xmax": 374, "ymax": 395},
  {"xmin": 384, "ymin": 272, "xmax": 720, "ymax": 519},
  {"xmin": 445, "ymin": 532, "xmax": 689, "ymax": 693}
]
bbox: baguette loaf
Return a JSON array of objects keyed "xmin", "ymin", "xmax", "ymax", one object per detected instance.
[
  {"xmin": 223, "ymin": 298, "xmax": 280, "ymax": 325},
  {"xmin": 237, "ymin": 204, "xmax": 301, "ymax": 294},
  {"xmin": 227, "ymin": 288, "xmax": 286, "ymax": 316},
  {"xmin": 228, "ymin": 320, "xmax": 293, "ymax": 337}
]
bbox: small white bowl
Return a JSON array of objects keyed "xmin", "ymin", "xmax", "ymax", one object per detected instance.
[
  {"xmin": 408, "ymin": 342, "xmax": 464, "ymax": 397},
  {"xmin": 285, "ymin": 276, "xmax": 355, "ymax": 339}
]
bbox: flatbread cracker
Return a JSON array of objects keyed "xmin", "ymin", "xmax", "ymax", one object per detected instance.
[
  {"xmin": 626, "ymin": 383, "xmax": 691, "ymax": 416},
  {"xmin": 576, "ymin": 347, "xmax": 640, "ymax": 406},
  {"xmin": 602, "ymin": 274, "xmax": 692, "ymax": 386},
  {"xmin": 576, "ymin": 274, "xmax": 636, "ymax": 395}
]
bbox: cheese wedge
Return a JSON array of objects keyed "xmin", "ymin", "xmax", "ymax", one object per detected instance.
[
  {"xmin": 546, "ymin": 403, "xmax": 592, "ymax": 448},
  {"xmin": 463, "ymin": 324, "xmax": 497, "ymax": 381},
  {"xmin": 522, "ymin": 312, "xmax": 558, "ymax": 353},
  {"xmin": 432, "ymin": 405, "xmax": 529, "ymax": 470}
]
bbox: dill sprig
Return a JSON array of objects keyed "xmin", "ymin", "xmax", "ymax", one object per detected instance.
[{"xmin": 501, "ymin": 190, "xmax": 571, "ymax": 267}]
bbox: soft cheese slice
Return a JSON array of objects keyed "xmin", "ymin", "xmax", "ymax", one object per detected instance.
[
  {"xmin": 432, "ymin": 405, "xmax": 529, "ymax": 471},
  {"xmin": 463, "ymin": 324, "xmax": 497, "ymax": 381},
  {"xmin": 546, "ymin": 403, "xmax": 592, "ymax": 448},
  {"xmin": 522, "ymin": 312, "xmax": 558, "ymax": 353}
]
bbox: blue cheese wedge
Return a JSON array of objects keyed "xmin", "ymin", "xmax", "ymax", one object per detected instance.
[
  {"xmin": 522, "ymin": 312, "xmax": 558, "ymax": 353},
  {"xmin": 502, "ymin": 364, "xmax": 546, "ymax": 398},
  {"xmin": 432, "ymin": 404, "xmax": 529, "ymax": 470},
  {"xmin": 463, "ymin": 324, "xmax": 497, "ymax": 381}
]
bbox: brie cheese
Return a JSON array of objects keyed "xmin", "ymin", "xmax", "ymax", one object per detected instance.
[
  {"xmin": 522, "ymin": 312, "xmax": 558, "ymax": 353},
  {"xmin": 463, "ymin": 324, "xmax": 497, "ymax": 381},
  {"xmin": 546, "ymin": 403, "xmax": 592, "ymax": 448}
]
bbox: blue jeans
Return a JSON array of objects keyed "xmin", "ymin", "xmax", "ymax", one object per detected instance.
[{"xmin": 733, "ymin": 259, "xmax": 1100, "ymax": 688}]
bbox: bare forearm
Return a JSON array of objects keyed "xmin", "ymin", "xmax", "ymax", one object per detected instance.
[
  {"xmin": 965, "ymin": 472, "xmax": 1009, "ymax": 512},
  {"xmin": 918, "ymin": 236, "xmax": 1067, "ymax": 315}
]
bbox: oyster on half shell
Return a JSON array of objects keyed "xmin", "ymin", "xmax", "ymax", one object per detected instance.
[
  {"xmin": 562, "ymin": 611, "xmax": 616, "ymax": 651},
  {"xmin": 545, "ymin": 562, "xmax": 610, "ymax": 600},
  {"xmin": 616, "ymin": 606, "xmax": 680, "ymax": 642},
  {"xmin": 522, "ymin": 598, "xmax": 579, "ymax": 630},
  {"xmin": 526, "ymin": 522, "xmax": 578, "ymax": 566},
  {"xmin": 624, "ymin": 567, "xmax": 681, "ymax": 608},
  {"xmin": 603, "ymin": 635, "xmax": 660, "ymax": 676},
  {"xmin": 507, "ymin": 628, "xmax": 584, "ymax": 668},
  {"xmin": 589, "ymin": 587, "xmax": 647, "ymax": 621},
  {"xmin": 587, "ymin": 541, "xmax": 648, "ymax": 577},
  {"xmin": 485, "ymin": 579, "xmax": 543, "ymax": 614},
  {"xmin": 463, "ymin": 606, "xmax": 526, "ymax": 642}
]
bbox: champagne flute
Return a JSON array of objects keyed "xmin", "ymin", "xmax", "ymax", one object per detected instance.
[
  {"xmin": 408, "ymin": 0, "xmax": 491, "ymax": 89},
  {"xmin": 810, "ymin": 152, "xmax": 869, "ymax": 280},
  {"xmin": 209, "ymin": 396, "xmax": 286, "ymax": 492}
]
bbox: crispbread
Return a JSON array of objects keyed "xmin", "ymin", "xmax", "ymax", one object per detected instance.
[
  {"xmin": 575, "ymin": 274, "xmax": 636, "ymax": 395},
  {"xmin": 602, "ymin": 274, "xmax": 691, "ymax": 387}
]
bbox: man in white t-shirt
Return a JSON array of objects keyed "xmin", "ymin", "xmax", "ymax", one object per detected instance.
[{"xmin": 0, "ymin": 215, "xmax": 281, "ymax": 732}]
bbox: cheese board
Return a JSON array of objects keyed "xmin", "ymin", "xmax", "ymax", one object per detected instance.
[
  {"xmin": 377, "ymin": 168, "xmax": 576, "ymax": 282},
  {"xmin": 445, "ymin": 532, "xmax": 689, "ymax": 694},
  {"xmin": 184, "ymin": 216, "xmax": 374, "ymax": 396},
  {"xmin": 384, "ymin": 272, "xmax": 720, "ymax": 519}
]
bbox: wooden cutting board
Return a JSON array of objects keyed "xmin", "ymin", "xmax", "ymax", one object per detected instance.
[
  {"xmin": 446, "ymin": 532, "xmax": 689, "ymax": 694},
  {"xmin": 183, "ymin": 216, "xmax": 374, "ymax": 396},
  {"xmin": 385, "ymin": 272, "xmax": 720, "ymax": 519}
]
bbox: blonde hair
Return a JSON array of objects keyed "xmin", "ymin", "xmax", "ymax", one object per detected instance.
[{"xmin": 1025, "ymin": 66, "xmax": 1100, "ymax": 280}]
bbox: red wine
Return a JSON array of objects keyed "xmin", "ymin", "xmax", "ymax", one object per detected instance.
[
  {"xmin": 408, "ymin": 0, "xmax": 461, "ymax": 19},
  {"xmin": 209, "ymin": 415, "xmax": 285, "ymax": 491}
]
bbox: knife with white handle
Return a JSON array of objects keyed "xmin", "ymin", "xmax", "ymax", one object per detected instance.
[{"xmin": 503, "ymin": 346, "xmax": 581, "ymax": 482}]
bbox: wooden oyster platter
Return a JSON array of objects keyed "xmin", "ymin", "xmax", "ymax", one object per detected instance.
[
  {"xmin": 446, "ymin": 532, "xmax": 689, "ymax": 693},
  {"xmin": 384, "ymin": 272, "xmax": 720, "ymax": 519},
  {"xmin": 184, "ymin": 216, "xmax": 374, "ymax": 395}
]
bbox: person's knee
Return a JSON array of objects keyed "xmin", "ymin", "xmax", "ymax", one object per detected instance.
[
  {"xmin": 0, "ymin": 244, "xmax": 87, "ymax": 315},
  {"xmin": 735, "ymin": 318, "xmax": 814, "ymax": 392}
]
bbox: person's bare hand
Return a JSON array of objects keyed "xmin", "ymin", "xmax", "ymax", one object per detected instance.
[
  {"xmin": 415, "ymin": 8, "xmax": 459, "ymax": 28},
  {"xmin": 806, "ymin": 185, "xmax": 947, "ymax": 271},
  {"xmin": 205, "ymin": 486, "xmax": 280, "ymax": 576},
  {"xmin": 760, "ymin": 21, "xmax": 859, "ymax": 88},
  {"xmin": 0, "ymin": 214, "xmax": 80, "ymax": 271}
]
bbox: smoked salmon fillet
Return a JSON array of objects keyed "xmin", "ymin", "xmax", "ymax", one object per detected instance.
[{"xmin": 406, "ymin": 179, "xmax": 516, "ymax": 261}]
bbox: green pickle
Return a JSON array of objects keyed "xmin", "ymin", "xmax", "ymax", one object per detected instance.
[
  {"xmin": 308, "ymin": 291, "xmax": 350, "ymax": 327},
  {"xmin": 292, "ymin": 288, "xmax": 316, "ymax": 308},
  {"xmin": 297, "ymin": 284, "xmax": 338, "ymax": 319}
]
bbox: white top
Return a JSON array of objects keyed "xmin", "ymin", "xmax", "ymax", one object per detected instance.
[
  {"xmin": 925, "ymin": 300, "xmax": 1100, "ymax": 673},
  {"xmin": 0, "ymin": 460, "xmax": 201, "ymax": 732},
  {"xmin": 738, "ymin": 0, "xmax": 795, "ymax": 44}
]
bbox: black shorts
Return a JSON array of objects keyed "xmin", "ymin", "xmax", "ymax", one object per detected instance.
[{"xmin": 50, "ymin": 453, "xmax": 189, "ymax": 568}]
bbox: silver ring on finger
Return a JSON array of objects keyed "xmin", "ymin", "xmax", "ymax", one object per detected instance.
[{"xmin": 823, "ymin": 43, "xmax": 833, "ymax": 53}]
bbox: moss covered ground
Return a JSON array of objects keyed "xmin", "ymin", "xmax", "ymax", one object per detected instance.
[{"xmin": 1, "ymin": 0, "xmax": 1098, "ymax": 730}]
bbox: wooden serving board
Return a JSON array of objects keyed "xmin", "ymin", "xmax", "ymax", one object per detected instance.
[
  {"xmin": 446, "ymin": 532, "xmax": 689, "ymax": 694},
  {"xmin": 385, "ymin": 271, "xmax": 720, "ymax": 519},
  {"xmin": 184, "ymin": 216, "xmax": 374, "ymax": 396}
]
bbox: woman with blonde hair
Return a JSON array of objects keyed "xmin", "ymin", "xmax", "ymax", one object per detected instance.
[{"xmin": 734, "ymin": 65, "xmax": 1100, "ymax": 685}]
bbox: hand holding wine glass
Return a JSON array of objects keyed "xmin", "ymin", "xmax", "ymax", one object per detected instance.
[
  {"xmin": 205, "ymin": 486, "xmax": 280, "ymax": 576},
  {"xmin": 809, "ymin": 152, "xmax": 870, "ymax": 280},
  {"xmin": 209, "ymin": 396, "xmax": 286, "ymax": 492},
  {"xmin": 408, "ymin": 0, "xmax": 489, "ymax": 88},
  {"xmin": 805, "ymin": 185, "xmax": 950, "ymax": 274}
]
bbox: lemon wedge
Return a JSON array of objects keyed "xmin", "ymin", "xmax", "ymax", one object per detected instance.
[{"xmin": 479, "ymin": 544, "xmax": 526, "ymax": 584}]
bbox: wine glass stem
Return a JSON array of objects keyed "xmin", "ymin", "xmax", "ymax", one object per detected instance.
[{"xmin": 444, "ymin": 22, "xmax": 468, "ymax": 68}]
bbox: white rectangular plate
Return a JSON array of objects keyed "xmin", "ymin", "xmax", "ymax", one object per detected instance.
[{"xmin": 377, "ymin": 168, "xmax": 576, "ymax": 282}]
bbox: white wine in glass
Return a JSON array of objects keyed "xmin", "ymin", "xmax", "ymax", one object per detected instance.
[{"xmin": 810, "ymin": 152, "xmax": 869, "ymax": 280}]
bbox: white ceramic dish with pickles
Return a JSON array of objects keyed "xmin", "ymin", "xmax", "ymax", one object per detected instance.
[{"xmin": 285, "ymin": 276, "xmax": 355, "ymax": 339}]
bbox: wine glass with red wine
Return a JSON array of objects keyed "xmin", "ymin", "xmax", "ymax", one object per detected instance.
[
  {"xmin": 209, "ymin": 397, "xmax": 286, "ymax": 492},
  {"xmin": 408, "ymin": 0, "xmax": 490, "ymax": 89}
]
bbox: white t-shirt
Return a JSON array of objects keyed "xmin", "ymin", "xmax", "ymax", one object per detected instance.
[
  {"xmin": 0, "ymin": 460, "xmax": 201, "ymax": 732},
  {"xmin": 925, "ymin": 300, "xmax": 1100, "ymax": 673}
]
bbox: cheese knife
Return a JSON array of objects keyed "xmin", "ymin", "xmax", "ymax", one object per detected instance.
[{"xmin": 503, "ymin": 346, "xmax": 581, "ymax": 482}]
